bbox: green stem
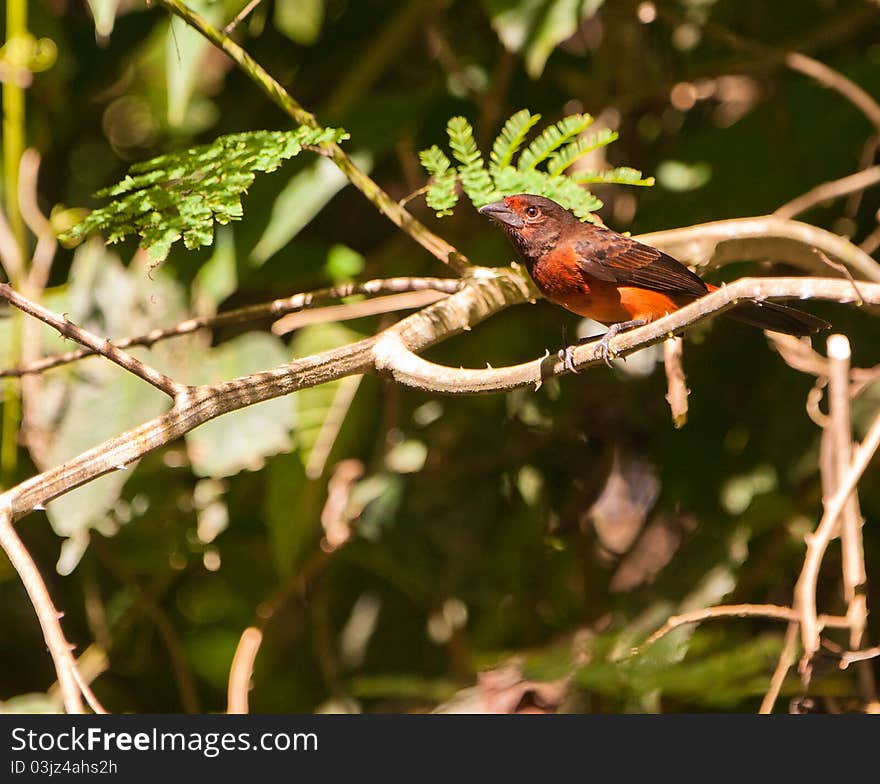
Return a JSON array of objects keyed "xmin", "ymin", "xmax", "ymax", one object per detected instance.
[
  {"xmin": 154, "ymin": 0, "xmax": 468, "ymax": 272},
  {"xmin": 2, "ymin": 0, "xmax": 28, "ymax": 487}
]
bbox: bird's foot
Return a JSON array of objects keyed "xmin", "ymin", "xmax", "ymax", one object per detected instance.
[
  {"xmin": 595, "ymin": 332, "xmax": 617, "ymax": 368},
  {"xmin": 559, "ymin": 345, "xmax": 579, "ymax": 374}
]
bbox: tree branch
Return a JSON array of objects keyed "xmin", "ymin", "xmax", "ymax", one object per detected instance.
[
  {"xmin": 0, "ymin": 503, "xmax": 86, "ymax": 713},
  {"xmin": 794, "ymin": 407, "xmax": 880, "ymax": 677},
  {"xmin": 152, "ymin": 0, "xmax": 467, "ymax": 271},
  {"xmin": 1, "ymin": 277, "xmax": 463, "ymax": 378},
  {"xmin": 634, "ymin": 603, "xmax": 849, "ymax": 655},
  {"xmin": 0, "ymin": 283, "xmax": 186, "ymax": 398},
  {"xmin": 774, "ymin": 165, "xmax": 880, "ymax": 220}
]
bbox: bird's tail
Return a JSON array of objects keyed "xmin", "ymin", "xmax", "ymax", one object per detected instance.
[{"xmin": 724, "ymin": 300, "xmax": 830, "ymax": 336}]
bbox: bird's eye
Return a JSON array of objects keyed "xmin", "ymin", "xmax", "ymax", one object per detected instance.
[{"xmin": 525, "ymin": 206, "xmax": 539, "ymax": 218}]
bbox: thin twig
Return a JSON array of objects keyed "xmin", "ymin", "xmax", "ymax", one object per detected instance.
[
  {"xmin": 634, "ymin": 603, "xmax": 848, "ymax": 655},
  {"xmin": 760, "ymin": 622, "xmax": 800, "ymax": 714},
  {"xmin": 794, "ymin": 407, "xmax": 880, "ymax": 678},
  {"xmin": 0, "ymin": 503, "xmax": 85, "ymax": 713},
  {"xmin": 227, "ymin": 627, "xmax": 263, "ymax": 714},
  {"xmin": 785, "ymin": 52, "xmax": 880, "ymax": 134},
  {"xmin": 0, "ymin": 283, "xmax": 185, "ymax": 398},
  {"xmin": 153, "ymin": 0, "xmax": 467, "ymax": 270},
  {"xmin": 774, "ymin": 165, "xmax": 880, "ymax": 220},
  {"xmin": 827, "ymin": 334, "xmax": 875, "ymax": 701},
  {"xmin": 1, "ymin": 277, "xmax": 463, "ymax": 378},
  {"xmin": 272, "ymin": 289, "xmax": 450, "ymax": 335},
  {"xmin": 222, "ymin": 0, "xmax": 262, "ymax": 35},
  {"xmin": 663, "ymin": 337, "xmax": 688, "ymax": 428}
]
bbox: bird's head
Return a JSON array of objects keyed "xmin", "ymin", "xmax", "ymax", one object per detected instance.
[{"xmin": 479, "ymin": 194, "xmax": 579, "ymax": 263}]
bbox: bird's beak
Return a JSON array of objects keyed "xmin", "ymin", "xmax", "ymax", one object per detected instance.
[{"xmin": 479, "ymin": 200, "xmax": 523, "ymax": 228}]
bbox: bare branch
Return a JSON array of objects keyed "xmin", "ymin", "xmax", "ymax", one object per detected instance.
[
  {"xmin": 826, "ymin": 334, "xmax": 875, "ymax": 700},
  {"xmin": 663, "ymin": 337, "xmax": 688, "ymax": 429},
  {"xmin": 760, "ymin": 623, "xmax": 800, "ymax": 714},
  {"xmin": 0, "ymin": 283, "xmax": 186, "ymax": 399},
  {"xmin": 374, "ymin": 278, "xmax": 880, "ymax": 393},
  {"xmin": 634, "ymin": 603, "xmax": 848, "ymax": 655},
  {"xmin": 640, "ymin": 216, "xmax": 880, "ymax": 282},
  {"xmin": 775, "ymin": 165, "xmax": 880, "ymax": 220},
  {"xmin": 228, "ymin": 627, "xmax": 263, "ymax": 714},
  {"xmin": 272, "ymin": 290, "xmax": 451, "ymax": 335},
  {"xmin": 785, "ymin": 52, "xmax": 880, "ymax": 134},
  {"xmin": 1, "ymin": 277, "xmax": 463, "ymax": 378},
  {"xmin": 794, "ymin": 406, "xmax": 880, "ymax": 676},
  {"xmin": 0, "ymin": 503, "xmax": 85, "ymax": 714}
]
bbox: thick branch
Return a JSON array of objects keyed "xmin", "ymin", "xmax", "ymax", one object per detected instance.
[{"xmin": 373, "ymin": 278, "xmax": 879, "ymax": 394}]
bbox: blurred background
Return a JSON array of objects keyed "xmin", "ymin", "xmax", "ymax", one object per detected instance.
[{"xmin": 2, "ymin": 0, "xmax": 879, "ymax": 713}]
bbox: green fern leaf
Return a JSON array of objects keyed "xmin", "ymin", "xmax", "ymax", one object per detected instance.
[
  {"xmin": 572, "ymin": 166, "xmax": 655, "ymax": 186},
  {"xmin": 517, "ymin": 114, "xmax": 593, "ymax": 171},
  {"xmin": 62, "ymin": 127, "xmax": 348, "ymax": 262},
  {"xmin": 490, "ymin": 109, "xmax": 541, "ymax": 173},
  {"xmin": 419, "ymin": 145, "xmax": 459, "ymax": 216},
  {"xmin": 447, "ymin": 116, "xmax": 497, "ymax": 207},
  {"xmin": 547, "ymin": 129, "xmax": 619, "ymax": 176}
]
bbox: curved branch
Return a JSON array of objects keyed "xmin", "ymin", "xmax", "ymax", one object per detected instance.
[
  {"xmin": 640, "ymin": 216, "xmax": 880, "ymax": 281},
  {"xmin": 775, "ymin": 166, "xmax": 880, "ymax": 220},
  {"xmin": 374, "ymin": 278, "xmax": 880, "ymax": 394}
]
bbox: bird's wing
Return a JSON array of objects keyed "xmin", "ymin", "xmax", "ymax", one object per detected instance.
[{"xmin": 574, "ymin": 229, "xmax": 708, "ymax": 298}]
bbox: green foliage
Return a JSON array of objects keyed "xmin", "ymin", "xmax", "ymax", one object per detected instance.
[
  {"xmin": 62, "ymin": 127, "xmax": 348, "ymax": 262},
  {"xmin": 420, "ymin": 110, "xmax": 653, "ymax": 219},
  {"xmin": 418, "ymin": 145, "xmax": 458, "ymax": 216}
]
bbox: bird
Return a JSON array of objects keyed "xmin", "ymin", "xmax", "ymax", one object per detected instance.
[{"xmin": 479, "ymin": 194, "xmax": 829, "ymax": 370}]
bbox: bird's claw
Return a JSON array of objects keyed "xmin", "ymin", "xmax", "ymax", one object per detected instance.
[
  {"xmin": 596, "ymin": 333, "xmax": 617, "ymax": 368},
  {"xmin": 559, "ymin": 346, "xmax": 579, "ymax": 374}
]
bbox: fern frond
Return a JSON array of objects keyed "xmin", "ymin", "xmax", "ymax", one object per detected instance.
[
  {"xmin": 490, "ymin": 109, "xmax": 541, "ymax": 173},
  {"xmin": 517, "ymin": 113, "xmax": 593, "ymax": 171},
  {"xmin": 419, "ymin": 145, "xmax": 459, "ymax": 216},
  {"xmin": 64, "ymin": 127, "xmax": 348, "ymax": 262},
  {"xmin": 547, "ymin": 129, "xmax": 619, "ymax": 176},
  {"xmin": 447, "ymin": 116, "xmax": 497, "ymax": 206},
  {"xmin": 572, "ymin": 166, "xmax": 655, "ymax": 186}
]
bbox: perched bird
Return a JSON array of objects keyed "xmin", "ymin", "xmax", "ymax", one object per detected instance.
[{"xmin": 479, "ymin": 194, "xmax": 829, "ymax": 369}]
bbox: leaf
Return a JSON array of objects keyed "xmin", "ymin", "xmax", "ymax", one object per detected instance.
[
  {"xmin": 63, "ymin": 127, "xmax": 349, "ymax": 263},
  {"xmin": 418, "ymin": 110, "xmax": 651, "ymax": 219},
  {"xmin": 517, "ymin": 113, "xmax": 593, "ymax": 171},
  {"xmin": 547, "ymin": 128, "xmax": 616, "ymax": 175},
  {"xmin": 490, "ymin": 109, "xmax": 541, "ymax": 172},
  {"xmin": 419, "ymin": 145, "xmax": 459, "ymax": 216},
  {"xmin": 572, "ymin": 166, "xmax": 655, "ymax": 186},
  {"xmin": 482, "ymin": 0, "xmax": 605, "ymax": 78},
  {"xmin": 447, "ymin": 116, "xmax": 497, "ymax": 207},
  {"xmin": 184, "ymin": 333, "xmax": 295, "ymax": 477}
]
